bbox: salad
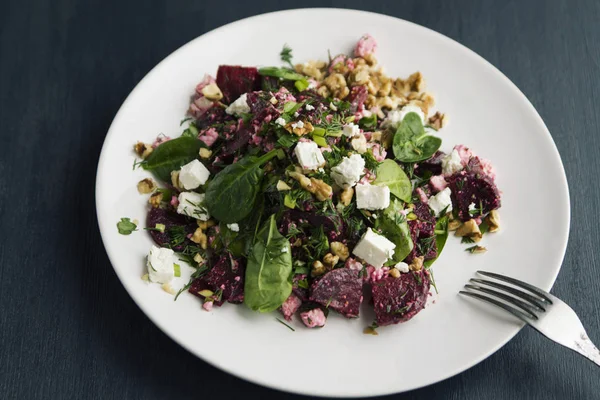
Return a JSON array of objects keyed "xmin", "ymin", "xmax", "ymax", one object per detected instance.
[{"xmin": 121, "ymin": 34, "xmax": 502, "ymax": 332}]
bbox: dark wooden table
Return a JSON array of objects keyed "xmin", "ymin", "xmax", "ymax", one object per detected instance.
[{"xmin": 1, "ymin": 0, "xmax": 598, "ymax": 398}]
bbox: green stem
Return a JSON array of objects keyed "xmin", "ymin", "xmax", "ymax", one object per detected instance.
[{"xmin": 256, "ymin": 149, "xmax": 279, "ymax": 165}]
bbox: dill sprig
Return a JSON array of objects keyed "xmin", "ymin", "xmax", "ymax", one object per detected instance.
[{"xmin": 280, "ymin": 44, "xmax": 294, "ymax": 69}]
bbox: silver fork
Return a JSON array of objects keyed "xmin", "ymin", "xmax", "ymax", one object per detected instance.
[{"xmin": 459, "ymin": 271, "xmax": 600, "ymax": 366}]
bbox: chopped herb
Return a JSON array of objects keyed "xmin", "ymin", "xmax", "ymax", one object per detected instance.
[
  {"xmin": 465, "ymin": 245, "xmax": 487, "ymax": 254},
  {"xmin": 297, "ymin": 279, "xmax": 309, "ymax": 289},
  {"xmin": 276, "ymin": 317, "xmax": 296, "ymax": 332},
  {"xmin": 358, "ymin": 114, "xmax": 377, "ymax": 130},
  {"xmin": 280, "ymin": 44, "xmax": 294, "ymax": 69},
  {"xmin": 132, "ymin": 158, "xmax": 143, "ymax": 170},
  {"xmin": 168, "ymin": 226, "xmax": 187, "ymax": 247},
  {"xmin": 117, "ymin": 218, "xmax": 137, "ymax": 235},
  {"xmin": 461, "ymin": 236, "xmax": 475, "ymax": 244},
  {"xmin": 392, "ymin": 305, "xmax": 410, "ymax": 315},
  {"xmin": 363, "ymin": 150, "xmax": 382, "ymax": 172}
]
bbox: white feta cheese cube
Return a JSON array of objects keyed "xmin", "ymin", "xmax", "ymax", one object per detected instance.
[
  {"xmin": 442, "ymin": 149, "xmax": 463, "ymax": 176},
  {"xmin": 381, "ymin": 104, "xmax": 425, "ymax": 129},
  {"xmin": 294, "ymin": 141, "xmax": 325, "ymax": 170},
  {"xmin": 394, "ymin": 262, "xmax": 410, "ymax": 273},
  {"xmin": 177, "ymin": 192, "xmax": 210, "ymax": 220},
  {"xmin": 225, "ymin": 93, "xmax": 250, "ymax": 116},
  {"xmin": 342, "ymin": 122, "xmax": 360, "ymax": 137},
  {"xmin": 227, "ymin": 223, "xmax": 239, "ymax": 232},
  {"xmin": 356, "ymin": 183, "xmax": 390, "ymax": 210},
  {"xmin": 147, "ymin": 245, "xmax": 176, "ymax": 284},
  {"xmin": 291, "ymin": 120, "xmax": 304, "ymax": 129},
  {"xmin": 351, "ymin": 134, "xmax": 368, "ymax": 154},
  {"xmin": 330, "ymin": 154, "xmax": 365, "ymax": 188},
  {"xmin": 352, "ymin": 228, "xmax": 396, "ymax": 269},
  {"xmin": 178, "ymin": 159, "xmax": 210, "ymax": 190},
  {"xmin": 275, "ymin": 117, "xmax": 286, "ymax": 126},
  {"xmin": 428, "ymin": 187, "xmax": 453, "ymax": 216},
  {"xmin": 305, "ymin": 104, "xmax": 315, "ymax": 111}
]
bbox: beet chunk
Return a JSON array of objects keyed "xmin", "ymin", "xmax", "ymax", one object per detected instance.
[
  {"xmin": 309, "ymin": 269, "xmax": 362, "ymax": 318},
  {"xmin": 246, "ymin": 91, "xmax": 280, "ymax": 123},
  {"xmin": 189, "ymin": 254, "xmax": 245, "ymax": 306},
  {"xmin": 406, "ymin": 202, "xmax": 437, "ymax": 262},
  {"xmin": 146, "ymin": 208, "xmax": 196, "ymax": 252},
  {"xmin": 447, "ymin": 171, "xmax": 501, "ymax": 221},
  {"xmin": 372, "ymin": 270, "xmax": 430, "ymax": 326},
  {"xmin": 194, "ymin": 106, "xmax": 232, "ymax": 130},
  {"xmin": 414, "ymin": 151, "xmax": 446, "ymax": 177},
  {"xmin": 216, "ymin": 65, "xmax": 260, "ymax": 104}
]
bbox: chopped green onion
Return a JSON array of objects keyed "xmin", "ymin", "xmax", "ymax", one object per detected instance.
[
  {"xmin": 294, "ymin": 79, "xmax": 310, "ymax": 92},
  {"xmin": 284, "ymin": 194, "xmax": 296, "ymax": 209},
  {"xmin": 155, "ymin": 223, "xmax": 166, "ymax": 233},
  {"xmin": 283, "ymin": 101, "xmax": 297, "ymax": 113},
  {"xmin": 312, "ymin": 134, "xmax": 328, "ymax": 147},
  {"xmin": 198, "ymin": 289, "xmax": 214, "ymax": 298},
  {"xmin": 173, "ymin": 263, "xmax": 181, "ymax": 277},
  {"xmin": 344, "ymin": 115, "xmax": 356, "ymax": 123},
  {"xmin": 326, "ymin": 130, "xmax": 343, "ymax": 137},
  {"xmin": 312, "ymin": 127, "xmax": 326, "ymax": 136},
  {"xmin": 276, "ymin": 148, "xmax": 286, "ymax": 160}
]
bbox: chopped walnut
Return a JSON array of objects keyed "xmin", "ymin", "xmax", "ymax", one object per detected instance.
[
  {"xmin": 323, "ymin": 73, "xmax": 349, "ymax": 99},
  {"xmin": 196, "ymin": 219, "xmax": 215, "ymax": 230},
  {"xmin": 137, "ymin": 178, "xmax": 156, "ymax": 194},
  {"xmin": 448, "ymin": 219, "xmax": 462, "ymax": 231},
  {"xmin": 339, "ymin": 187, "xmax": 354, "ymax": 206},
  {"xmin": 276, "ymin": 180, "xmax": 292, "ymax": 191},
  {"xmin": 467, "ymin": 245, "xmax": 487, "ymax": 254},
  {"xmin": 191, "ymin": 227, "xmax": 208, "ymax": 249},
  {"xmin": 322, "ymin": 253, "xmax": 340, "ymax": 269},
  {"xmin": 409, "ymin": 256, "xmax": 424, "ymax": 271},
  {"xmin": 330, "ymin": 242, "xmax": 349, "ymax": 261},
  {"xmin": 311, "ymin": 260, "xmax": 326, "ymax": 277},
  {"xmin": 295, "ymin": 60, "xmax": 326, "ymax": 80},
  {"xmin": 161, "ymin": 283, "xmax": 176, "ymax": 295},
  {"xmin": 310, "ymin": 178, "xmax": 333, "ymax": 201},
  {"xmin": 316, "ymin": 85, "xmax": 331, "ymax": 98},
  {"xmin": 170, "ymin": 170, "xmax": 181, "ymax": 190},
  {"xmin": 134, "ymin": 142, "xmax": 153, "ymax": 159},
  {"xmin": 454, "ymin": 219, "xmax": 483, "ymax": 242},
  {"xmin": 370, "ymin": 131, "xmax": 382, "ymax": 142},
  {"xmin": 377, "ymin": 79, "xmax": 392, "ymax": 97},
  {"xmin": 193, "ymin": 253, "xmax": 205, "ymax": 264},
  {"xmin": 363, "ymin": 53, "xmax": 377, "ymax": 66},
  {"xmin": 201, "ymin": 83, "xmax": 223, "ymax": 101},
  {"xmin": 288, "ymin": 171, "xmax": 312, "ymax": 190},
  {"xmin": 199, "ymin": 148, "xmax": 212, "ymax": 159},
  {"xmin": 285, "ymin": 120, "xmax": 314, "ymax": 136},
  {"xmin": 428, "ymin": 112, "xmax": 448, "ymax": 130},
  {"xmin": 350, "ymin": 67, "xmax": 370, "ymax": 85},
  {"xmin": 389, "ymin": 268, "xmax": 401, "ymax": 278},
  {"xmin": 486, "ymin": 210, "xmax": 501, "ymax": 233},
  {"xmin": 406, "ymin": 71, "xmax": 425, "ymax": 92},
  {"xmin": 148, "ymin": 192, "xmax": 162, "ymax": 208}
]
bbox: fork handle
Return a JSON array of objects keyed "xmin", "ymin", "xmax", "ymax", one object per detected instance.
[{"xmin": 572, "ymin": 331, "xmax": 600, "ymax": 367}]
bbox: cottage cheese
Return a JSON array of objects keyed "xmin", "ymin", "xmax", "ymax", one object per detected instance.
[
  {"xmin": 227, "ymin": 223, "xmax": 240, "ymax": 232},
  {"xmin": 178, "ymin": 159, "xmax": 210, "ymax": 190},
  {"xmin": 352, "ymin": 228, "xmax": 396, "ymax": 269},
  {"xmin": 294, "ymin": 141, "xmax": 325, "ymax": 170},
  {"xmin": 177, "ymin": 192, "xmax": 210, "ymax": 220},
  {"xmin": 225, "ymin": 93, "xmax": 250, "ymax": 116},
  {"xmin": 330, "ymin": 154, "xmax": 365, "ymax": 188},
  {"xmin": 356, "ymin": 183, "xmax": 390, "ymax": 210},
  {"xmin": 342, "ymin": 122, "xmax": 360, "ymax": 137},
  {"xmin": 428, "ymin": 187, "xmax": 453, "ymax": 216},
  {"xmin": 147, "ymin": 246, "xmax": 176, "ymax": 284}
]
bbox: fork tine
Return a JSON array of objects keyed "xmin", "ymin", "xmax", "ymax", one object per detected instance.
[
  {"xmin": 470, "ymin": 278, "xmax": 547, "ymax": 311},
  {"xmin": 464, "ymin": 284, "xmax": 539, "ymax": 320},
  {"xmin": 459, "ymin": 291, "xmax": 532, "ymax": 324},
  {"xmin": 477, "ymin": 271, "xmax": 553, "ymax": 304}
]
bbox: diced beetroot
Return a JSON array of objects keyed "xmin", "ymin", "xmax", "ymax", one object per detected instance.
[
  {"xmin": 189, "ymin": 254, "xmax": 245, "ymax": 306},
  {"xmin": 246, "ymin": 91, "xmax": 281, "ymax": 123},
  {"xmin": 292, "ymin": 274, "xmax": 309, "ymax": 301},
  {"xmin": 406, "ymin": 202, "xmax": 437, "ymax": 262},
  {"xmin": 309, "ymin": 269, "xmax": 362, "ymax": 318},
  {"xmin": 348, "ymin": 85, "xmax": 368, "ymax": 113},
  {"xmin": 447, "ymin": 171, "xmax": 501, "ymax": 221},
  {"xmin": 372, "ymin": 270, "xmax": 430, "ymax": 326},
  {"xmin": 216, "ymin": 65, "xmax": 261, "ymax": 104},
  {"xmin": 146, "ymin": 208, "xmax": 196, "ymax": 252},
  {"xmin": 221, "ymin": 122, "xmax": 253, "ymax": 157},
  {"xmin": 280, "ymin": 293, "xmax": 302, "ymax": 321},
  {"xmin": 194, "ymin": 106, "xmax": 233, "ymax": 130},
  {"xmin": 414, "ymin": 151, "xmax": 446, "ymax": 176}
]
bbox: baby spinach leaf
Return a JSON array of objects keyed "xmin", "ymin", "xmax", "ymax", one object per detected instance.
[
  {"xmin": 142, "ymin": 136, "xmax": 203, "ymax": 182},
  {"xmin": 424, "ymin": 214, "xmax": 449, "ymax": 268},
  {"xmin": 373, "ymin": 159, "xmax": 412, "ymax": 202},
  {"xmin": 393, "ymin": 112, "xmax": 442, "ymax": 163},
  {"xmin": 205, "ymin": 149, "xmax": 278, "ymax": 224},
  {"xmin": 358, "ymin": 114, "xmax": 377, "ymax": 130},
  {"xmin": 378, "ymin": 200, "xmax": 413, "ymax": 262},
  {"xmin": 244, "ymin": 214, "xmax": 293, "ymax": 313}
]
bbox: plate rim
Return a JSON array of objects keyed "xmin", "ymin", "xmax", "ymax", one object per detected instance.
[{"xmin": 95, "ymin": 7, "xmax": 571, "ymax": 397}]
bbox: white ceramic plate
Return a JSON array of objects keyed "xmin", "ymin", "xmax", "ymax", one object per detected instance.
[{"xmin": 96, "ymin": 8, "xmax": 570, "ymax": 397}]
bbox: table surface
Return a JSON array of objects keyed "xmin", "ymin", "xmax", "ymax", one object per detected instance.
[{"xmin": 1, "ymin": 0, "xmax": 599, "ymax": 399}]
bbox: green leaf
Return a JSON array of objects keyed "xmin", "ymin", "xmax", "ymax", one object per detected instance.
[
  {"xmin": 244, "ymin": 215, "xmax": 293, "ymax": 313},
  {"xmin": 142, "ymin": 136, "xmax": 203, "ymax": 182},
  {"xmin": 294, "ymin": 79, "xmax": 310, "ymax": 92},
  {"xmin": 258, "ymin": 66, "xmax": 307, "ymax": 82},
  {"xmin": 424, "ymin": 214, "xmax": 449, "ymax": 268},
  {"xmin": 378, "ymin": 200, "xmax": 413, "ymax": 262},
  {"xmin": 116, "ymin": 218, "xmax": 137, "ymax": 235},
  {"xmin": 205, "ymin": 150, "xmax": 278, "ymax": 224},
  {"xmin": 392, "ymin": 112, "xmax": 442, "ymax": 163},
  {"xmin": 358, "ymin": 114, "xmax": 377, "ymax": 130},
  {"xmin": 373, "ymin": 159, "xmax": 412, "ymax": 202}
]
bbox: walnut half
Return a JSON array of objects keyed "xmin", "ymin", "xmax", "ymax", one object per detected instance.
[{"xmin": 455, "ymin": 219, "xmax": 482, "ymax": 242}]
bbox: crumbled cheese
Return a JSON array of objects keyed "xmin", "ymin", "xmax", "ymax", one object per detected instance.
[
  {"xmin": 356, "ymin": 183, "xmax": 390, "ymax": 210},
  {"xmin": 294, "ymin": 112, "xmax": 300, "ymax": 117},
  {"xmin": 330, "ymin": 154, "xmax": 365, "ymax": 188},
  {"xmin": 178, "ymin": 159, "xmax": 210, "ymax": 190},
  {"xmin": 352, "ymin": 228, "xmax": 396, "ymax": 269},
  {"xmin": 351, "ymin": 134, "xmax": 368, "ymax": 154},
  {"xmin": 394, "ymin": 262, "xmax": 410, "ymax": 273},
  {"xmin": 468, "ymin": 203, "xmax": 477, "ymax": 212},
  {"xmin": 428, "ymin": 187, "xmax": 453, "ymax": 216},
  {"xmin": 294, "ymin": 140, "xmax": 325, "ymax": 170},
  {"xmin": 305, "ymin": 104, "xmax": 315, "ymax": 111},
  {"xmin": 442, "ymin": 149, "xmax": 463, "ymax": 176},
  {"xmin": 227, "ymin": 223, "xmax": 240, "ymax": 232},
  {"xmin": 225, "ymin": 93, "xmax": 250, "ymax": 116},
  {"xmin": 291, "ymin": 120, "xmax": 305, "ymax": 129},
  {"xmin": 177, "ymin": 192, "xmax": 210, "ymax": 220},
  {"xmin": 275, "ymin": 117, "xmax": 286, "ymax": 126},
  {"xmin": 381, "ymin": 104, "xmax": 425, "ymax": 129},
  {"xmin": 342, "ymin": 122, "xmax": 360, "ymax": 137},
  {"xmin": 147, "ymin": 246, "xmax": 176, "ymax": 284}
]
